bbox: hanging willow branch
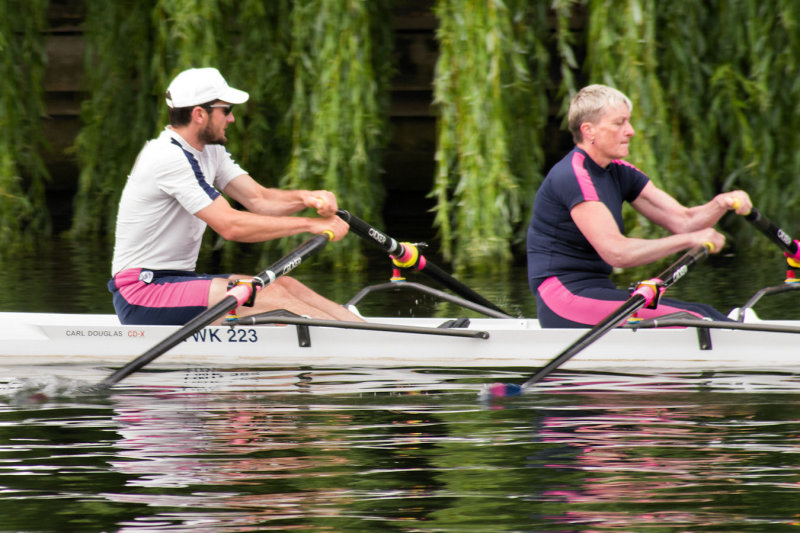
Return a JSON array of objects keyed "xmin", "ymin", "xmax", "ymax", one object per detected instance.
[
  {"xmin": 72, "ymin": 0, "xmax": 158, "ymax": 237},
  {"xmin": 0, "ymin": 0, "xmax": 50, "ymax": 248},
  {"xmin": 551, "ymin": 0, "xmax": 581, "ymax": 117},
  {"xmin": 433, "ymin": 0, "xmax": 548, "ymax": 269},
  {"xmin": 225, "ymin": 0, "xmax": 293, "ymax": 189},
  {"xmin": 282, "ymin": 0, "xmax": 393, "ymax": 268},
  {"xmin": 151, "ymin": 0, "xmax": 229, "ymax": 130},
  {"xmin": 586, "ymin": 0, "xmax": 670, "ymax": 189}
]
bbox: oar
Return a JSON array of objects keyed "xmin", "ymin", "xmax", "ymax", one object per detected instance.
[
  {"xmin": 485, "ymin": 242, "xmax": 714, "ymax": 398},
  {"xmin": 89, "ymin": 233, "xmax": 332, "ymax": 391},
  {"xmin": 337, "ymin": 209, "xmax": 512, "ymax": 317},
  {"xmin": 743, "ymin": 207, "xmax": 800, "ymax": 260}
]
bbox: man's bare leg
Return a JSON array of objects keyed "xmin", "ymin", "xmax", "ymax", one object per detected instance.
[{"xmin": 208, "ymin": 276, "xmax": 363, "ymax": 322}]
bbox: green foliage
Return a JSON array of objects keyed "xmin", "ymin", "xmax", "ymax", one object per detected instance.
[
  {"xmin": 581, "ymin": 0, "xmax": 800, "ymax": 246},
  {"xmin": 150, "ymin": 0, "xmax": 228, "ymax": 127},
  {"xmin": 432, "ymin": 0, "xmax": 548, "ymax": 270},
  {"xmin": 10, "ymin": 1, "xmax": 800, "ymax": 271},
  {"xmin": 72, "ymin": 0, "xmax": 159, "ymax": 237},
  {"xmin": 225, "ymin": 0, "xmax": 294, "ymax": 188},
  {"xmin": 70, "ymin": 0, "xmax": 392, "ymax": 271},
  {"xmin": 0, "ymin": 0, "xmax": 50, "ymax": 248},
  {"xmin": 586, "ymin": 0, "xmax": 669, "ymax": 187},
  {"xmin": 282, "ymin": 0, "xmax": 393, "ymax": 268}
]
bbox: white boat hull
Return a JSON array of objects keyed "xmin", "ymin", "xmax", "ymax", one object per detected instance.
[{"xmin": 1, "ymin": 311, "xmax": 799, "ymax": 372}]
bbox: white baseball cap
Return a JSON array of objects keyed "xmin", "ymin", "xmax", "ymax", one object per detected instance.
[{"xmin": 165, "ymin": 67, "xmax": 250, "ymax": 108}]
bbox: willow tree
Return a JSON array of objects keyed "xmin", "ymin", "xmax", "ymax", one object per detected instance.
[
  {"xmin": 74, "ymin": 0, "xmax": 268, "ymax": 239},
  {"xmin": 225, "ymin": 0, "xmax": 294, "ymax": 189},
  {"xmin": 580, "ymin": 0, "xmax": 800, "ymax": 241},
  {"xmin": 432, "ymin": 0, "xmax": 549, "ymax": 270},
  {"xmin": 72, "ymin": 0, "xmax": 158, "ymax": 237},
  {"xmin": 581, "ymin": 0, "xmax": 672, "ymax": 241},
  {"xmin": 0, "ymin": 0, "xmax": 50, "ymax": 247},
  {"xmin": 281, "ymin": 0, "xmax": 393, "ymax": 267},
  {"xmin": 658, "ymin": 1, "xmax": 800, "ymax": 227}
]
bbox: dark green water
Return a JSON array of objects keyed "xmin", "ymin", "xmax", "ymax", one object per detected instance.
[{"xmin": 2, "ymin": 238, "xmax": 800, "ymax": 531}]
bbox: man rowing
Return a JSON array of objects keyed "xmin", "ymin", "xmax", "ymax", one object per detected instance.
[{"xmin": 108, "ymin": 67, "xmax": 362, "ymax": 325}]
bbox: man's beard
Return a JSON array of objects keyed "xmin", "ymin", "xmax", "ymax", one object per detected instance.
[{"xmin": 199, "ymin": 122, "xmax": 226, "ymax": 145}]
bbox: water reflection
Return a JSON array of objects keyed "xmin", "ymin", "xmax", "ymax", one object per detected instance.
[
  {"xmin": 2, "ymin": 371, "xmax": 800, "ymax": 530},
  {"xmin": 105, "ymin": 393, "xmax": 352, "ymax": 528},
  {"xmin": 525, "ymin": 391, "xmax": 800, "ymax": 530},
  {"xmin": 3, "ymin": 235, "xmax": 800, "ymax": 530}
]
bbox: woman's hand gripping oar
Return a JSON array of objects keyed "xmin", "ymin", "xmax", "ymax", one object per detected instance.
[
  {"xmin": 336, "ymin": 210, "xmax": 513, "ymax": 317},
  {"xmin": 87, "ymin": 232, "xmax": 334, "ymax": 392},
  {"xmin": 483, "ymin": 242, "xmax": 715, "ymax": 398}
]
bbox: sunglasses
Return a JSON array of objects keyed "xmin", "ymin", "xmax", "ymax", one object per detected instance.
[{"xmin": 203, "ymin": 103, "xmax": 234, "ymax": 116}]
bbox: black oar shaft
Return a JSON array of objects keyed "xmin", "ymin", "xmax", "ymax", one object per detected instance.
[
  {"xmin": 93, "ymin": 234, "xmax": 331, "ymax": 390},
  {"xmin": 519, "ymin": 243, "xmax": 711, "ymax": 390},
  {"xmin": 745, "ymin": 208, "xmax": 800, "ymax": 257},
  {"xmin": 96, "ymin": 295, "xmax": 239, "ymax": 389},
  {"xmin": 420, "ymin": 261, "xmax": 508, "ymax": 315},
  {"xmin": 337, "ymin": 209, "xmax": 403, "ymax": 255},
  {"xmin": 521, "ymin": 294, "xmax": 645, "ymax": 388},
  {"xmin": 337, "ymin": 209, "xmax": 511, "ymax": 316},
  {"xmin": 253, "ymin": 234, "xmax": 332, "ymax": 282},
  {"xmin": 656, "ymin": 243, "xmax": 711, "ymax": 291}
]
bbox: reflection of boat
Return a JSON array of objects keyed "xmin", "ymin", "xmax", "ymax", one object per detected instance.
[{"xmin": 2, "ymin": 279, "xmax": 800, "ymax": 372}]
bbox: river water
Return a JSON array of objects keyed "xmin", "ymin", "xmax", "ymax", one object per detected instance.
[{"xmin": 1, "ymin": 237, "xmax": 800, "ymax": 531}]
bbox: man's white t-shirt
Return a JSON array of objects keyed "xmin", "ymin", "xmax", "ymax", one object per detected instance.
[{"xmin": 111, "ymin": 127, "xmax": 246, "ymax": 275}]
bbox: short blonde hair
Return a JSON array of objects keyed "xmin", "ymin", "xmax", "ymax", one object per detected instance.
[{"xmin": 567, "ymin": 84, "xmax": 632, "ymax": 143}]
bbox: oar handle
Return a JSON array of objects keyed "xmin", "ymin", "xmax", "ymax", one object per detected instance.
[
  {"xmin": 252, "ymin": 233, "xmax": 332, "ymax": 288},
  {"xmin": 337, "ymin": 209, "xmax": 512, "ymax": 317},
  {"xmin": 744, "ymin": 208, "xmax": 800, "ymax": 259},
  {"xmin": 656, "ymin": 242, "xmax": 713, "ymax": 292},
  {"xmin": 337, "ymin": 209, "xmax": 403, "ymax": 255}
]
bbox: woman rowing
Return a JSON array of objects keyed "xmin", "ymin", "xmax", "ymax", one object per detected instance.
[{"xmin": 526, "ymin": 84, "xmax": 751, "ymax": 328}]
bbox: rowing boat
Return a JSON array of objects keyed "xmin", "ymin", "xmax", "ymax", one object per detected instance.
[
  {"xmin": 2, "ymin": 280, "xmax": 799, "ymax": 372},
  {"xmin": 4, "ymin": 208, "xmax": 800, "ymax": 388}
]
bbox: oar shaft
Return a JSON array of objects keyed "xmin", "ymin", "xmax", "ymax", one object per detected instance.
[
  {"xmin": 337, "ymin": 209, "xmax": 511, "ymax": 316},
  {"xmin": 745, "ymin": 208, "xmax": 800, "ymax": 257},
  {"xmin": 95, "ymin": 295, "xmax": 239, "ymax": 389},
  {"xmin": 521, "ymin": 294, "xmax": 646, "ymax": 389},
  {"xmin": 253, "ymin": 234, "xmax": 332, "ymax": 285},
  {"xmin": 419, "ymin": 261, "xmax": 506, "ymax": 314},
  {"xmin": 93, "ymin": 234, "xmax": 331, "ymax": 390},
  {"xmin": 337, "ymin": 209, "xmax": 403, "ymax": 255},
  {"xmin": 519, "ymin": 243, "xmax": 711, "ymax": 391},
  {"xmin": 656, "ymin": 242, "xmax": 711, "ymax": 291}
]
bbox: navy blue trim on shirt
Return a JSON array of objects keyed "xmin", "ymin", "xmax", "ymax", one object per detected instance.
[{"xmin": 170, "ymin": 138, "xmax": 221, "ymax": 201}]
